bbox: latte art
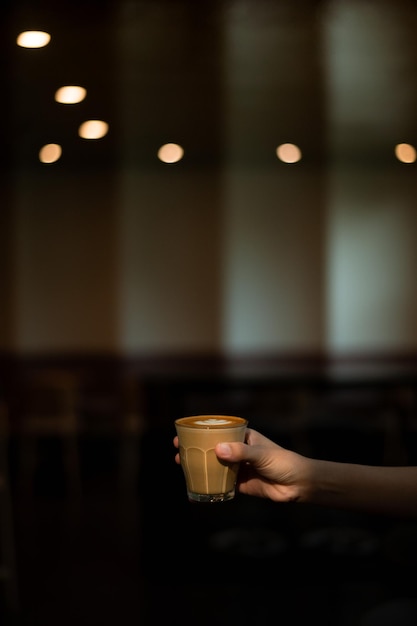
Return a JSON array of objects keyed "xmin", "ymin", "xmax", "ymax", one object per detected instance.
[{"xmin": 195, "ymin": 418, "xmax": 232, "ymax": 426}]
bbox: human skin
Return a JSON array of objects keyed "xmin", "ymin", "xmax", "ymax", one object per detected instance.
[{"xmin": 173, "ymin": 427, "xmax": 417, "ymax": 519}]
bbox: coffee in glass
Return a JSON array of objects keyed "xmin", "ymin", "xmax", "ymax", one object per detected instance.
[{"xmin": 175, "ymin": 414, "xmax": 248, "ymax": 503}]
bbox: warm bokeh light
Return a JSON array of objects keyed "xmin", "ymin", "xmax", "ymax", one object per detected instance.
[
  {"xmin": 157, "ymin": 143, "xmax": 184, "ymax": 163},
  {"xmin": 17, "ymin": 31, "xmax": 51, "ymax": 48},
  {"xmin": 395, "ymin": 142, "xmax": 416, "ymax": 164},
  {"xmin": 276, "ymin": 143, "xmax": 302, "ymax": 163},
  {"xmin": 55, "ymin": 86, "xmax": 87, "ymax": 104},
  {"xmin": 78, "ymin": 120, "xmax": 109, "ymax": 139},
  {"xmin": 39, "ymin": 143, "xmax": 62, "ymax": 164}
]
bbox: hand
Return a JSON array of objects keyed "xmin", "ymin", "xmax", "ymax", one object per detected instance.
[
  {"xmin": 174, "ymin": 427, "xmax": 309, "ymax": 503},
  {"xmin": 175, "ymin": 427, "xmax": 417, "ymax": 517}
]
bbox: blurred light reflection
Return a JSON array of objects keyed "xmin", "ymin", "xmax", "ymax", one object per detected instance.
[
  {"xmin": 17, "ymin": 31, "xmax": 51, "ymax": 48},
  {"xmin": 158, "ymin": 143, "xmax": 184, "ymax": 163},
  {"xmin": 39, "ymin": 143, "xmax": 62, "ymax": 163},
  {"xmin": 276, "ymin": 143, "xmax": 302, "ymax": 164},
  {"xmin": 395, "ymin": 143, "xmax": 416, "ymax": 164},
  {"xmin": 55, "ymin": 86, "xmax": 87, "ymax": 104},
  {"xmin": 79, "ymin": 120, "xmax": 109, "ymax": 139}
]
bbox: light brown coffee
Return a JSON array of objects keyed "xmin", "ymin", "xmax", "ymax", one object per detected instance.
[{"xmin": 175, "ymin": 415, "xmax": 248, "ymax": 503}]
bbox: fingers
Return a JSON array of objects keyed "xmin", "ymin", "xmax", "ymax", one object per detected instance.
[
  {"xmin": 173, "ymin": 435, "xmax": 180, "ymax": 463},
  {"xmin": 174, "ymin": 427, "xmax": 277, "ymax": 467},
  {"xmin": 215, "ymin": 441, "xmax": 249, "ymax": 462},
  {"xmin": 215, "ymin": 428, "xmax": 281, "ymax": 464}
]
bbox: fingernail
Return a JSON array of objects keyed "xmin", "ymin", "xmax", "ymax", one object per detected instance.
[{"xmin": 217, "ymin": 443, "xmax": 231, "ymax": 456}]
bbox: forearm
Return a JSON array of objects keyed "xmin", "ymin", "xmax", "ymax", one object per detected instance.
[{"xmin": 302, "ymin": 460, "xmax": 417, "ymax": 519}]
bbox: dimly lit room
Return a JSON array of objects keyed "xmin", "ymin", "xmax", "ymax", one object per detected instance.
[{"xmin": 1, "ymin": 0, "xmax": 417, "ymax": 624}]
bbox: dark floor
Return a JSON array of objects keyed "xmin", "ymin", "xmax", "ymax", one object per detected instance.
[{"xmin": 2, "ymin": 427, "xmax": 417, "ymax": 626}]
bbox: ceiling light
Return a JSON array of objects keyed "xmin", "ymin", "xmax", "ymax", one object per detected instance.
[
  {"xmin": 157, "ymin": 143, "xmax": 184, "ymax": 163},
  {"xmin": 395, "ymin": 143, "xmax": 416, "ymax": 164},
  {"xmin": 55, "ymin": 86, "xmax": 87, "ymax": 104},
  {"xmin": 39, "ymin": 144, "xmax": 62, "ymax": 164},
  {"xmin": 276, "ymin": 143, "xmax": 302, "ymax": 164},
  {"xmin": 78, "ymin": 120, "xmax": 109, "ymax": 139},
  {"xmin": 17, "ymin": 31, "xmax": 51, "ymax": 48}
]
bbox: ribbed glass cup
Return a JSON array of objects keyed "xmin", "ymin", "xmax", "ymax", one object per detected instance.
[{"xmin": 175, "ymin": 415, "xmax": 248, "ymax": 503}]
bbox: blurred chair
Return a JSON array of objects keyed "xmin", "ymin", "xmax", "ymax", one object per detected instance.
[
  {"xmin": 15, "ymin": 369, "xmax": 81, "ymax": 499},
  {"xmin": 0, "ymin": 400, "xmax": 19, "ymax": 623}
]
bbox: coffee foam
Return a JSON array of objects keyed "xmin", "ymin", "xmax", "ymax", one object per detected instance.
[
  {"xmin": 194, "ymin": 418, "xmax": 233, "ymax": 425},
  {"xmin": 176, "ymin": 415, "xmax": 247, "ymax": 429}
]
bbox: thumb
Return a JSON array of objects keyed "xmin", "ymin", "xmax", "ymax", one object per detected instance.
[{"xmin": 215, "ymin": 441, "xmax": 250, "ymax": 462}]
